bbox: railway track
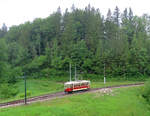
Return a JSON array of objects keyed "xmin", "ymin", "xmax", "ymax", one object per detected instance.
[{"xmin": 0, "ymin": 82, "xmax": 144, "ymax": 108}]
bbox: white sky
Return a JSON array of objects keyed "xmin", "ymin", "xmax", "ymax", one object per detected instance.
[{"xmin": 1, "ymin": 0, "xmax": 150, "ymax": 27}]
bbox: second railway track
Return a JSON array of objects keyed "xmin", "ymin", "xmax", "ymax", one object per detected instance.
[{"xmin": 0, "ymin": 82, "xmax": 144, "ymax": 108}]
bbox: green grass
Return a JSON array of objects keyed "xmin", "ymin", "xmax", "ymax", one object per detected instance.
[
  {"xmin": 0, "ymin": 79, "xmax": 64, "ymax": 103},
  {"xmin": 0, "ymin": 87, "xmax": 150, "ymax": 116},
  {"xmin": 0, "ymin": 78, "xmax": 143, "ymax": 103},
  {"xmin": 91, "ymin": 81, "xmax": 142, "ymax": 88}
]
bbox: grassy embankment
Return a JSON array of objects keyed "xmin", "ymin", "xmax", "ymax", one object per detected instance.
[
  {"xmin": 0, "ymin": 86, "xmax": 150, "ymax": 116},
  {"xmin": 0, "ymin": 76, "xmax": 143, "ymax": 103}
]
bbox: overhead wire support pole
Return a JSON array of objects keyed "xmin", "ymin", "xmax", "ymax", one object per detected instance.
[
  {"xmin": 24, "ymin": 75, "xmax": 27, "ymax": 104},
  {"xmin": 104, "ymin": 62, "xmax": 106, "ymax": 84},
  {"xmin": 75, "ymin": 64, "xmax": 77, "ymax": 81},
  {"xmin": 70, "ymin": 63, "xmax": 71, "ymax": 82}
]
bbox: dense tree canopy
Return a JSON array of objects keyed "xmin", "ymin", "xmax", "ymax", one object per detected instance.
[{"xmin": 1, "ymin": 5, "xmax": 150, "ymax": 82}]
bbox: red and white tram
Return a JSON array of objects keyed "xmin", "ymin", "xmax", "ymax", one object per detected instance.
[{"xmin": 64, "ymin": 80, "xmax": 90, "ymax": 93}]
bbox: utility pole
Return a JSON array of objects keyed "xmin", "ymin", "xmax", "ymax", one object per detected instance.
[
  {"xmin": 24, "ymin": 75, "xmax": 27, "ymax": 104},
  {"xmin": 104, "ymin": 62, "xmax": 106, "ymax": 84},
  {"xmin": 70, "ymin": 63, "xmax": 71, "ymax": 82},
  {"xmin": 75, "ymin": 64, "xmax": 77, "ymax": 81}
]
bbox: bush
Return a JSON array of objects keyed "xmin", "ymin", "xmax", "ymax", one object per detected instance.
[
  {"xmin": 18, "ymin": 91, "xmax": 32, "ymax": 98},
  {"xmin": 141, "ymin": 79, "xmax": 150, "ymax": 103},
  {"xmin": 0, "ymin": 84, "xmax": 18, "ymax": 98},
  {"xmin": 40, "ymin": 68, "xmax": 67, "ymax": 78},
  {"xmin": 24, "ymin": 55, "xmax": 47, "ymax": 74},
  {"xmin": 42, "ymin": 82, "xmax": 49, "ymax": 87}
]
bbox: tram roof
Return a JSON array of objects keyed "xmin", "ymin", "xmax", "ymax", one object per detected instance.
[{"xmin": 64, "ymin": 80, "xmax": 90, "ymax": 85}]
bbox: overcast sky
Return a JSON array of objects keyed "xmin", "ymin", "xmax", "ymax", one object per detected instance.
[{"xmin": 1, "ymin": 0, "xmax": 150, "ymax": 27}]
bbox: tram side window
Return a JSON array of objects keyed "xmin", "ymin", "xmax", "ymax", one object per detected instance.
[
  {"xmin": 70, "ymin": 84, "xmax": 73, "ymax": 88},
  {"xmin": 81, "ymin": 83, "xmax": 85, "ymax": 86},
  {"xmin": 87, "ymin": 82, "xmax": 89, "ymax": 85},
  {"xmin": 83, "ymin": 82, "xmax": 87, "ymax": 86},
  {"xmin": 64, "ymin": 84, "xmax": 67, "ymax": 89},
  {"xmin": 74, "ymin": 83, "xmax": 80, "ymax": 88},
  {"xmin": 84, "ymin": 82, "xmax": 89, "ymax": 86},
  {"xmin": 65, "ymin": 84, "xmax": 73, "ymax": 88}
]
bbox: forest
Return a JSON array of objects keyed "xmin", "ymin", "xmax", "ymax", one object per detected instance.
[{"xmin": 0, "ymin": 5, "xmax": 150, "ymax": 84}]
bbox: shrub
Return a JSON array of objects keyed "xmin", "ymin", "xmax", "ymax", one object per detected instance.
[
  {"xmin": 141, "ymin": 79, "xmax": 150, "ymax": 103},
  {"xmin": 0, "ymin": 84, "xmax": 18, "ymax": 98},
  {"xmin": 42, "ymin": 82, "xmax": 49, "ymax": 87},
  {"xmin": 18, "ymin": 91, "xmax": 32, "ymax": 98},
  {"xmin": 40, "ymin": 68, "xmax": 67, "ymax": 78}
]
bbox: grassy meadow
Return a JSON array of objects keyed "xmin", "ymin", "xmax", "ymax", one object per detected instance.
[
  {"xmin": 0, "ymin": 86, "xmax": 150, "ymax": 116},
  {"xmin": 0, "ymin": 77, "xmax": 142, "ymax": 103}
]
